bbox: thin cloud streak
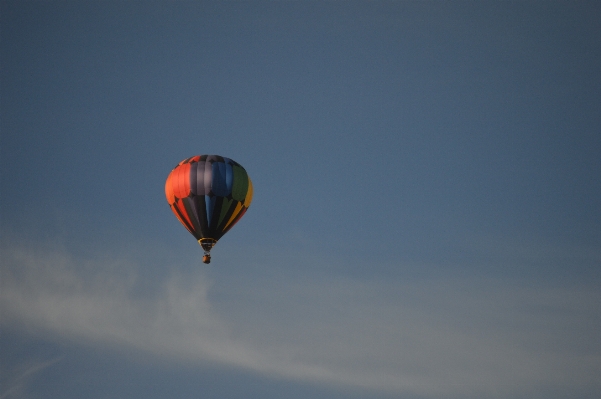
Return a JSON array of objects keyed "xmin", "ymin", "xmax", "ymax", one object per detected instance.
[
  {"xmin": 1, "ymin": 241, "xmax": 600, "ymax": 398},
  {"xmin": 0, "ymin": 356, "xmax": 64, "ymax": 399}
]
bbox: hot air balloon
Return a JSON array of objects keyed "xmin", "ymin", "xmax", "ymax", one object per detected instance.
[{"xmin": 165, "ymin": 155, "xmax": 253, "ymax": 264}]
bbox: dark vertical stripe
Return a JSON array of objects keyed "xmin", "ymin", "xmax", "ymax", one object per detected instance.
[
  {"xmin": 217, "ymin": 198, "xmax": 234, "ymax": 230},
  {"xmin": 189, "ymin": 161, "xmax": 198, "ymax": 195},
  {"xmin": 209, "ymin": 196, "xmax": 224, "ymax": 235},
  {"xmin": 192, "ymin": 195, "xmax": 210, "ymax": 238},
  {"xmin": 182, "ymin": 197, "xmax": 202, "ymax": 237},
  {"xmin": 223, "ymin": 159, "xmax": 234, "ymax": 194},
  {"xmin": 191, "ymin": 161, "xmax": 206, "ymax": 195},
  {"xmin": 212, "ymin": 162, "xmax": 228, "ymax": 196},
  {"xmin": 205, "ymin": 195, "xmax": 215, "ymax": 228}
]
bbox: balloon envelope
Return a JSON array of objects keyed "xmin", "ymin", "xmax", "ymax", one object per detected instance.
[{"xmin": 165, "ymin": 155, "xmax": 253, "ymax": 256}]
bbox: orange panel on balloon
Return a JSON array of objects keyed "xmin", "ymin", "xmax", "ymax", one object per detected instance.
[{"xmin": 173, "ymin": 163, "xmax": 191, "ymax": 199}]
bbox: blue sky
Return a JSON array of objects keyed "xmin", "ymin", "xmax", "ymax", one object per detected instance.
[{"xmin": 1, "ymin": 1, "xmax": 600, "ymax": 398}]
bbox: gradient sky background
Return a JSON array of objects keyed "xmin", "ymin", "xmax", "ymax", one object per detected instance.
[{"xmin": 1, "ymin": 1, "xmax": 600, "ymax": 398}]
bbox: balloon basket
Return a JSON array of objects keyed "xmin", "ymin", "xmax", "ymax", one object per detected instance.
[{"xmin": 199, "ymin": 238, "xmax": 216, "ymax": 264}]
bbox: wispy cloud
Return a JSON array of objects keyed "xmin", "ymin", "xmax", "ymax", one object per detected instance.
[
  {"xmin": 1, "ymin": 240, "xmax": 600, "ymax": 398},
  {"xmin": 0, "ymin": 356, "xmax": 63, "ymax": 399}
]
